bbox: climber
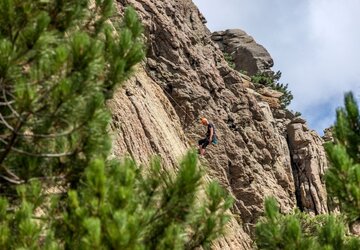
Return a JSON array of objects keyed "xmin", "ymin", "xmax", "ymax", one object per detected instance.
[{"xmin": 198, "ymin": 117, "xmax": 217, "ymax": 156}]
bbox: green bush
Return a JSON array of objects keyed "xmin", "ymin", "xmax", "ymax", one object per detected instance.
[
  {"xmin": 223, "ymin": 52, "xmax": 235, "ymax": 69},
  {"xmin": 251, "ymin": 71, "xmax": 293, "ymax": 108},
  {"xmin": 59, "ymin": 151, "xmax": 233, "ymax": 249},
  {"xmin": 325, "ymin": 92, "xmax": 360, "ymax": 221},
  {"xmin": 0, "ymin": 151, "xmax": 234, "ymax": 249},
  {"xmin": 0, "ymin": 0, "xmax": 234, "ymax": 248},
  {"xmin": 256, "ymin": 198, "xmax": 360, "ymax": 250},
  {"xmin": 0, "ymin": 0, "xmax": 144, "ymax": 189}
]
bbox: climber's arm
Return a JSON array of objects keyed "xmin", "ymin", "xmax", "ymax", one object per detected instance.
[{"xmin": 209, "ymin": 127, "xmax": 213, "ymax": 142}]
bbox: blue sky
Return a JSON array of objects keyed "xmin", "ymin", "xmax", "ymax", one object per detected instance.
[{"xmin": 192, "ymin": 0, "xmax": 360, "ymax": 134}]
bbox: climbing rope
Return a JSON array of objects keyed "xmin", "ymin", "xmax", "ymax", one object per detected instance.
[
  {"xmin": 160, "ymin": 86, "xmax": 205, "ymax": 146},
  {"xmin": 159, "ymin": 85, "xmax": 218, "ymax": 148},
  {"xmin": 160, "ymin": 86, "xmax": 196, "ymax": 126}
]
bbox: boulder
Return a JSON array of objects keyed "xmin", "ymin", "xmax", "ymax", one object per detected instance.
[{"xmin": 212, "ymin": 29, "xmax": 274, "ymax": 75}]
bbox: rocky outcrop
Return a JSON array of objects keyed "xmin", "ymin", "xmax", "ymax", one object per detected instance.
[
  {"xmin": 245, "ymin": 85, "xmax": 283, "ymax": 109},
  {"xmin": 110, "ymin": 0, "xmax": 329, "ymax": 249},
  {"xmin": 212, "ymin": 29, "xmax": 274, "ymax": 75},
  {"xmin": 287, "ymin": 118, "xmax": 328, "ymax": 215},
  {"xmin": 322, "ymin": 127, "xmax": 334, "ymax": 142}
]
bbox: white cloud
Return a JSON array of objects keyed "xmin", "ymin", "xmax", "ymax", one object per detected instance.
[{"xmin": 193, "ymin": 0, "xmax": 360, "ymax": 133}]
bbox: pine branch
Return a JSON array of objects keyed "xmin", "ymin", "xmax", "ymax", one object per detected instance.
[
  {"xmin": 0, "ymin": 116, "xmax": 70, "ymax": 138},
  {"xmin": 0, "ymin": 138, "xmax": 74, "ymax": 158},
  {"xmin": 0, "ymin": 174, "xmax": 23, "ymax": 184},
  {"xmin": 1, "ymin": 88, "xmax": 23, "ymax": 120},
  {"xmin": 11, "ymin": 147, "xmax": 74, "ymax": 158},
  {"xmin": 0, "ymin": 117, "xmax": 25, "ymax": 164},
  {"xmin": 0, "ymin": 164, "xmax": 23, "ymax": 184},
  {"xmin": 0, "ymin": 113, "xmax": 16, "ymax": 132},
  {"xmin": 0, "ymin": 100, "xmax": 15, "ymax": 106}
]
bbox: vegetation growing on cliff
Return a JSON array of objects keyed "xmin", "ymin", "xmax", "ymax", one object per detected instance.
[
  {"xmin": 255, "ymin": 92, "xmax": 360, "ymax": 249},
  {"xmin": 0, "ymin": 0, "xmax": 233, "ymax": 248},
  {"xmin": 223, "ymin": 51, "xmax": 293, "ymax": 108},
  {"xmin": 223, "ymin": 52, "xmax": 236, "ymax": 69},
  {"xmin": 256, "ymin": 197, "xmax": 360, "ymax": 250},
  {"xmin": 251, "ymin": 71, "xmax": 293, "ymax": 108}
]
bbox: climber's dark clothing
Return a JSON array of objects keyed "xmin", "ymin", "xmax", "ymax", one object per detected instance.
[
  {"xmin": 198, "ymin": 138, "xmax": 210, "ymax": 149},
  {"xmin": 198, "ymin": 123, "xmax": 216, "ymax": 149}
]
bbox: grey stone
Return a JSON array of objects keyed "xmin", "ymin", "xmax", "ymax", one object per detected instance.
[
  {"xmin": 287, "ymin": 122, "xmax": 328, "ymax": 215},
  {"xmin": 212, "ymin": 29, "xmax": 274, "ymax": 75},
  {"xmin": 291, "ymin": 117, "xmax": 307, "ymax": 124}
]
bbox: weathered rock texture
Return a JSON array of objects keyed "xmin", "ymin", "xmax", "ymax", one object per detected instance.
[
  {"xmin": 109, "ymin": 0, "xmax": 329, "ymax": 249},
  {"xmin": 212, "ymin": 29, "xmax": 274, "ymax": 75},
  {"xmin": 287, "ymin": 118, "xmax": 328, "ymax": 215},
  {"xmin": 109, "ymin": 68, "xmax": 189, "ymax": 169}
]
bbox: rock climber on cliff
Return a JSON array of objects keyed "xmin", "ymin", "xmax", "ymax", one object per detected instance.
[{"xmin": 198, "ymin": 117, "xmax": 217, "ymax": 156}]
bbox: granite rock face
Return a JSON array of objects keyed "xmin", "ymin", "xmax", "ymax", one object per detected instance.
[
  {"xmin": 287, "ymin": 119, "xmax": 328, "ymax": 215},
  {"xmin": 212, "ymin": 29, "xmax": 274, "ymax": 75},
  {"xmin": 109, "ymin": 0, "xmax": 329, "ymax": 248}
]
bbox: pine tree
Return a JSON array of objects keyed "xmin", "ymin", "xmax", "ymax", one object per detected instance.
[
  {"xmin": 255, "ymin": 197, "xmax": 316, "ymax": 250},
  {"xmin": 0, "ymin": 0, "xmax": 234, "ymax": 248},
  {"xmin": 56, "ymin": 151, "xmax": 233, "ymax": 249},
  {"xmin": 250, "ymin": 71, "xmax": 293, "ymax": 108},
  {"xmin": 255, "ymin": 198, "xmax": 360, "ymax": 250},
  {"xmin": 325, "ymin": 92, "xmax": 360, "ymax": 221},
  {"xmin": 0, "ymin": 0, "xmax": 144, "ymax": 189},
  {"xmin": 0, "ymin": 151, "xmax": 234, "ymax": 249}
]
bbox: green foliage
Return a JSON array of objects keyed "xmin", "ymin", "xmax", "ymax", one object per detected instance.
[
  {"xmin": 255, "ymin": 198, "xmax": 360, "ymax": 250},
  {"xmin": 331, "ymin": 92, "xmax": 360, "ymax": 163},
  {"xmin": 59, "ymin": 150, "xmax": 233, "ymax": 249},
  {"xmin": 0, "ymin": 2, "xmax": 233, "ymax": 248},
  {"xmin": 251, "ymin": 70, "xmax": 282, "ymax": 86},
  {"xmin": 325, "ymin": 92, "xmax": 360, "ymax": 221},
  {"xmin": 255, "ymin": 197, "xmax": 315, "ymax": 250},
  {"xmin": 239, "ymin": 69, "xmax": 249, "ymax": 75},
  {"xmin": 0, "ymin": 0, "xmax": 144, "ymax": 188},
  {"xmin": 0, "ymin": 181, "xmax": 60, "ymax": 249},
  {"xmin": 251, "ymin": 71, "xmax": 293, "ymax": 108},
  {"xmin": 223, "ymin": 52, "xmax": 235, "ymax": 69},
  {"xmin": 187, "ymin": 181, "xmax": 234, "ymax": 249},
  {"xmin": 0, "ymin": 151, "xmax": 233, "ymax": 249}
]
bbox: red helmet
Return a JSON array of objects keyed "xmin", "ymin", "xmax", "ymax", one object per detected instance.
[{"xmin": 200, "ymin": 117, "xmax": 208, "ymax": 125}]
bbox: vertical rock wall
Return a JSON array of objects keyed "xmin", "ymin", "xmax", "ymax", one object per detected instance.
[
  {"xmin": 287, "ymin": 118, "xmax": 328, "ymax": 215},
  {"xmin": 212, "ymin": 27, "xmax": 330, "ymax": 217},
  {"xmin": 109, "ymin": 0, "xmax": 329, "ymax": 248}
]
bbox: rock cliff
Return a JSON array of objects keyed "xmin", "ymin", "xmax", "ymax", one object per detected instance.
[
  {"xmin": 109, "ymin": 0, "xmax": 329, "ymax": 248},
  {"xmin": 287, "ymin": 118, "xmax": 328, "ymax": 215},
  {"xmin": 212, "ymin": 29, "xmax": 274, "ymax": 75}
]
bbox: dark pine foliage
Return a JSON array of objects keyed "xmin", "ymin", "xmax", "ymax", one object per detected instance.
[
  {"xmin": 0, "ymin": 1, "xmax": 234, "ymax": 249},
  {"xmin": 251, "ymin": 71, "xmax": 293, "ymax": 108}
]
